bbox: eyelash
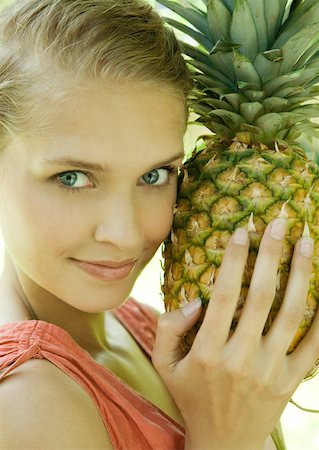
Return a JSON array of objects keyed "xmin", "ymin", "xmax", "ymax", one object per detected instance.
[
  {"xmin": 54, "ymin": 165, "xmax": 179, "ymax": 194},
  {"xmin": 146, "ymin": 165, "xmax": 179, "ymax": 191},
  {"xmin": 54, "ymin": 170, "xmax": 93, "ymax": 194}
]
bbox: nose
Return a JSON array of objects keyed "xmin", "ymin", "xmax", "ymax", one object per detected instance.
[{"xmin": 94, "ymin": 191, "xmax": 144, "ymax": 255}]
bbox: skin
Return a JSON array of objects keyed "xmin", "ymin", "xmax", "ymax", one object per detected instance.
[
  {"xmin": 0, "ymin": 80, "xmax": 185, "ymax": 357},
  {"xmin": 153, "ymin": 221, "xmax": 319, "ymax": 449},
  {"xmin": 0, "ymin": 78, "xmax": 317, "ymax": 449}
]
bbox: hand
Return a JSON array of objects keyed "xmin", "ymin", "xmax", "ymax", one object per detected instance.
[{"xmin": 152, "ymin": 219, "xmax": 319, "ymax": 450}]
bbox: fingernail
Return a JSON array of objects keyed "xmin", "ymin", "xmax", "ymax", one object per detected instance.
[
  {"xmin": 232, "ymin": 228, "xmax": 248, "ymax": 245},
  {"xmin": 300, "ymin": 238, "xmax": 314, "ymax": 258},
  {"xmin": 270, "ymin": 218, "xmax": 286, "ymax": 240},
  {"xmin": 181, "ymin": 298, "xmax": 202, "ymax": 317}
]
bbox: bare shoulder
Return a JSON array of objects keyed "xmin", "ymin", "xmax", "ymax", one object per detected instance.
[{"xmin": 0, "ymin": 358, "xmax": 114, "ymax": 449}]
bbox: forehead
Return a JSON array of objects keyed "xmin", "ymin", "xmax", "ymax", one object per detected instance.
[
  {"xmin": 11, "ymin": 80, "xmax": 186, "ymax": 167},
  {"xmin": 27, "ymin": 78, "xmax": 187, "ymax": 134}
]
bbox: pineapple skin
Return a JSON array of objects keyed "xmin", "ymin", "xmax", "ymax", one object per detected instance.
[
  {"xmin": 157, "ymin": 0, "xmax": 319, "ymax": 383},
  {"xmin": 162, "ymin": 138, "xmax": 319, "ymax": 378}
]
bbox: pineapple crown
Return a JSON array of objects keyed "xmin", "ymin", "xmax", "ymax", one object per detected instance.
[{"xmin": 157, "ymin": 0, "xmax": 319, "ymax": 148}]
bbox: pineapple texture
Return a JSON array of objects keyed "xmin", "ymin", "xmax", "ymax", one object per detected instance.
[
  {"xmin": 162, "ymin": 139, "xmax": 319, "ymax": 373},
  {"xmin": 158, "ymin": 0, "xmax": 319, "ymax": 378}
]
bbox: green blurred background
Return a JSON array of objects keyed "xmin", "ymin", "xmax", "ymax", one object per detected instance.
[{"xmin": 0, "ymin": 0, "xmax": 317, "ymax": 448}]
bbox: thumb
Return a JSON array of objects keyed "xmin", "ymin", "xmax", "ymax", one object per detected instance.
[{"xmin": 152, "ymin": 298, "xmax": 202, "ymax": 374}]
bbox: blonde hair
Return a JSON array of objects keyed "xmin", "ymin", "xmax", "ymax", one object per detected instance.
[{"xmin": 0, "ymin": 0, "xmax": 193, "ymax": 149}]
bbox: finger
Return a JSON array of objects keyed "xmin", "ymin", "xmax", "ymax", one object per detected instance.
[
  {"xmin": 234, "ymin": 218, "xmax": 286, "ymax": 340},
  {"xmin": 288, "ymin": 303, "xmax": 319, "ymax": 382},
  {"xmin": 264, "ymin": 236, "xmax": 313, "ymax": 357},
  {"xmin": 195, "ymin": 227, "xmax": 249, "ymax": 349},
  {"xmin": 152, "ymin": 298, "xmax": 202, "ymax": 375}
]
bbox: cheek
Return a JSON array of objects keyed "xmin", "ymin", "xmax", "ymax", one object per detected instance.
[
  {"xmin": 141, "ymin": 194, "xmax": 175, "ymax": 246},
  {"xmin": 0, "ymin": 181, "xmax": 80, "ymax": 259}
]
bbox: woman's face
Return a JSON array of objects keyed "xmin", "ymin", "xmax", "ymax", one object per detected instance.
[{"xmin": 0, "ymin": 81, "xmax": 186, "ymax": 312}]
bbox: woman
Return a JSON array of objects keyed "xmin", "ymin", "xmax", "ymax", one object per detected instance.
[{"xmin": 0, "ymin": 1, "xmax": 317, "ymax": 449}]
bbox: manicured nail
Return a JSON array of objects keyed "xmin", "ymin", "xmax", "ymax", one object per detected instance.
[
  {"xmin": 270, "ymin": 218, "xmax": 286, "ymax": 240},
  {"xmin": 232, "ymin": 228, "xmax": 248, "ymax": 245},
  {"xmin": 181, "ymin": 298, "xmax": 202, "ymax": 317},
  {"xmin": 300, "ymin": 238, "xmax": 314, "ymax": 258}
]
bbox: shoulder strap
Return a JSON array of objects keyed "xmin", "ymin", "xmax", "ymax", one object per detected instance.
[{"xmin": 113, "ymin": 298, "xmax": 158, "ymax": 358}]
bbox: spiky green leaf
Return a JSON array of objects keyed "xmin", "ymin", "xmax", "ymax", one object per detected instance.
[
  {"xmin": 207, "ymin": 0, "xmax": 231, "ymax": 44},
  {"xmin": 275, "ymin": 86, "xmax": 305, "ymax": 99},
  {"xmin": 256, "ymin": 112, "xmax": 305, "ymax": 135},
  {"xmin": 289, "ymin": 105, "xmax": 319, "ymax": 117},
  {"xmin": 239, "ymin": 123, "xmax": 264, "ymax": 135},
  {"xmin": 187, "ymin": 0, "xmax": 208, "ymax": 12},
  {"xmin": 287, "ymin": 95, "xmax": 314, "ymax": 108},
  {"xmin": 262, "ymin": 49, "xmax": 284, "ymax": 62},
  {"xmin": 158, "ymin": 0, "xmax": 319, "ymax": 145},
  {"xmin": 274, "ymin": 2, "xmax": 319, "ymax": 48},
  {"xmin": 245, "ymin": 0, "xmax": 269, "ymax": 51},
  {"xmin": 181, "ymin": 44, "xmax": 237, "ymax": 83},
  {"xmin": 255, "ymin": 112, "xmax": 285, "ymax": 135},
  {"xmin": 309, "ymin": 85, "xmax": 319, "ymax": 96},
  {"xmin": 179, "ymin": 42, "xmax": 211, "ymax": 64},
  {"xmin": 164, "ymin": 17, "xmax": 213, "ymax": 51},
  {"xmin": 281, "ymin": 0, "xmax": 296, "ymax": 24},
  {"xmin": 295, "ymin": 122, "xmax": 319, "ymax": 140},
  {"xmin": 190, "ymin": 60, "xmax": 235, "ymax": 88},
  {"xmin": 205, "ymin": 120, "xmax": 235, "ymax": 137},
  {"xmin": 242, "ymin": 90, "xmax": 265, "ymax": 102},
  {"xmin": 277, "ymin": 0, "xmax": 319, "ymax": 45},
  {"xmin": 263, "ymin": 64, "xmax": 319, "ymax": 96},
  {"xmin": 290, "ymin": 0, "xmax": 303, "ymax": 12},
  {"xmin": 233, "ymin": 51, "xmax": 261, "ymax": 87},
  {"xmin": 208, "ymin": 52, "xmax": 236, "ymax": 82},
  {"xmin": 191, "ymin": 102, "xmax": 214, "ymax": 116},
  {"xmin": 209, "ymin": 109, "xmax": 245, "ymax": 130},
  {"xmin": 157, "ymin": 0, "xmax": 210, "ymax": 36},
  {"xmin": 254, "ymin": 52, "xmax": 282, "ymax": 83},
  {"xmin": 262, "ymin": 97, "xmax": 288, "ymax": 113},
  {"xmin": 279, "ymin": 23, "xmax": 319, "ymax": 74},
  {"xmin": 230, "ymin": 0, "xmax": 258, "ymax": 60},
  {"xmin": 237, "ymin": 81, "xmax": 260, "ymax": 91},
  {"xmin": 202, "ymin": 98, "xmax": 234, "ymax": 111},
  {"xmin": 240, "ymin": 102, "xmax": 265, "ymax": 123},
  {"xmin": 210, "ymin": 38, "xmax": 241, "ymax": 54},
  {"xmin": 264, "ymin": 0, "xmax": 287, "ymax": 47},
  {"xmin": 223, "ymin": 0, "xmax": 235, "ymax": 12},
  {"xmin": 295, "ymin": 41, "xmax": 319, "ymax": 69},
  {"xmin": 193, "ymin": 74, "xmax": 233, "ymax": 96},
  {"xmin": 222, "ymin": 93, "xmax": 247, "ymax": 111}
]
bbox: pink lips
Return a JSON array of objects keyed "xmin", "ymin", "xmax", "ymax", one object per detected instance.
[{"xmin": 72, "ymin": 259, "xmax": 136, "ymax": 281}]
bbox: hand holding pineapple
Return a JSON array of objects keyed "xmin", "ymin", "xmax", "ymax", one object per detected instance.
[
  {"xmin": 159, "ymin": 0, "xmax": 319, "ymax": 378},
  {"xmin": 153, "ymin": 219, "xmax": 319, "ymax": 450}
]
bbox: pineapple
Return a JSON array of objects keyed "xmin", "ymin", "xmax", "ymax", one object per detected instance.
[{"xmin": 158, "ymin": 0, "xmax": 319, "ymax": 380}]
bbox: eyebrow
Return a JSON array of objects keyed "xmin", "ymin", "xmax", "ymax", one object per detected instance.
[{"xmin": 40, "ymin": 152, "xmax": 185, "ymax": 173}]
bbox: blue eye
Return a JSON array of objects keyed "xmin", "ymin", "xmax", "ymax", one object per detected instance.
[
  {"xmin": 141, "ymin": 166, "xmax": 178, "ymax": 189},
  {"xmin": 143, "ymin": 170, "xmax": 159, "ymax": 184},
  {"xmin": 56, "ymin": 171, "xmax": 93, "ymax": 192}
]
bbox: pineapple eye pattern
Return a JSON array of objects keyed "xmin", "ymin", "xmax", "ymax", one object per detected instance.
[
  {"xmin": 159, "ymin": 0, "xmax": 319, "ymax": 384},
  {"xmin": 159, "ymin": 1, "xmax": 319, "ymax": 448}
]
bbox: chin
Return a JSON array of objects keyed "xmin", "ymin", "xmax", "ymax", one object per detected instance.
[{"xmin": 61, "ymin": 285, "xmax": 135, "ymax": 313}]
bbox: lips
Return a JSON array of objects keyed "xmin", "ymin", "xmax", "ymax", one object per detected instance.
[
  {"xmin": 80, "ymin": 259, "xmax": 137, "ymax": 268},
  {"xmin": 71, "ymin": 258, "xmax": 136, "ymax": 281}
]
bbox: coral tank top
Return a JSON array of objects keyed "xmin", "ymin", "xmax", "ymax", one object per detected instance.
[{"xmin": 0, "ymin": 297, "xmax": 185, "ymax": 449}]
